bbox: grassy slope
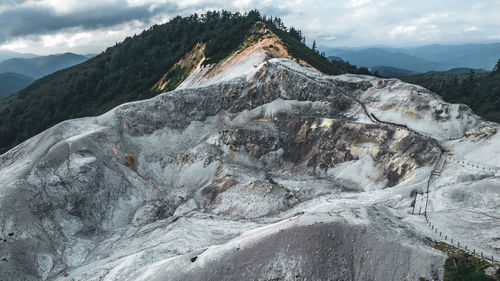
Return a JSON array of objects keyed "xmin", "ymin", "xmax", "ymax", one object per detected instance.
[{"xmin": 425, "ymin": 239, "xmax": 499, "ymax": 281}]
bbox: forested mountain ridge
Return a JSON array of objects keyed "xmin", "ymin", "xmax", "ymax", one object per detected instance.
[
  {"xmin": 0, "ymin": 11, "xmax": 343, "ymax": 154},
  {"xmin": 402, "ymin": 60, "xmax": 500, "ymax": 123},
  {"xmin": 0, "ymin": 72, "xmax": 34, "ymax": 98}
]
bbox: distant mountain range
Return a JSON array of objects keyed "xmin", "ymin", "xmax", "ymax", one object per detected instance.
[
  {"xmin": 0, "ymin": 52, "xmax": 88, "ymax": 79},
  {"xmin": 0, "ymin": 50, "xmax": 38, "ymax": 62},
  {"xmin": 0, "ymin": 72, "xmax": 34, "ymax": 98},
  {"xmin": 324, "ymin": 43, "xmax": 500, "ymax": 73},
  {"xmin": 0, "ymin": 52, "xmax": 90, "ymax": 98}
]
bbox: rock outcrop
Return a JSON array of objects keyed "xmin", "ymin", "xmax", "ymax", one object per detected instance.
[{"xmin": 0, "ymin": 59, "xmax": 498, "ymax": 281}]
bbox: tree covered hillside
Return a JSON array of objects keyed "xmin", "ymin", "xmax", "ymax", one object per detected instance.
[
  {"xmin": 0, "ymin": 10, "xmax": 343, "ymax": 154},
  {"xmin": 0, "ymin": 72, "xmax": 34, "ymax": 98},
  {"xmin": 403, "ymin": 59, "xmax": 500, "ymax": 123}
]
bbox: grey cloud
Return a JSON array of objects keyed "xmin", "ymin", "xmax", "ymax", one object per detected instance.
[
  {"xmin": 0, "ymin": 2, "xmax": 179, "ymax": 43},
  {"xmin": 318, "ymin": 32, "xmax": 354, "ymax": 42},
  {"xmin": 0, "ymin": 0, "xmax": 31, "ymax": 5},
  {"xmin": 1, "ymin": 0, "xmax": 499, "ymax": 52}
]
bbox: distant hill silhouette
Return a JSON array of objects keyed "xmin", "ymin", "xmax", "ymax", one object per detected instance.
[
  {"xmin": 0, "ymin": 52, "xmax": 88, "ymax": 78},
  {"xmin": 0, "ymin": 50, "xmax": 38, "ymax": 62},
  {"xmin": 326, "ymin": 48, "xmax": 446, "ymax": 72},
  {"xmin": 0, "ymin": 72, "xmax": 34, "ymax": 98},
  {"xmin": 402, "ymin": 43, "xmax": 500, "ymax": 70},
  {"xmin": 325, "ymin": 43, "xmax": 500, "ymax": 72}
]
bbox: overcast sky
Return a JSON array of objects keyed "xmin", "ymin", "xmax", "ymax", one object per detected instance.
[{"xmin": 1, "ymin": 0, "xmax": 499, "ymax": 55}]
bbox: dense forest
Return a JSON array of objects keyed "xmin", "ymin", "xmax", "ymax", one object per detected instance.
[
  {"xmin": 0, "ymin": 10, "xmax": 346, "ymax": 154},
  {"xmin": 327, "ymin": 56, "xmax": 373, "ymax": 75},
  {"xmin": 403, "ymin": 59, "xmax": 500, "ymax": 123}
]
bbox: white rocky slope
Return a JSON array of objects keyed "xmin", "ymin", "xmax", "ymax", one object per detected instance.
[{"xmin": 0, "ymin": 58, "xmax": 498, "ymax": 281}]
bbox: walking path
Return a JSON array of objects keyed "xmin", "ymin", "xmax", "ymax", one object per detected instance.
[{"xmin": 276, "ymin": 62, "xmax": 499, "ymax": 265}]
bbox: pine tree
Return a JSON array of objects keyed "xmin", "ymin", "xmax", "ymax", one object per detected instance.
[
  {"xmin": 494, "ymin": 58, "xmax": 500, "ymax": 72},
  {"xmin": 312, "ymin": 40, "xmax": 317, "ymax": 52}
]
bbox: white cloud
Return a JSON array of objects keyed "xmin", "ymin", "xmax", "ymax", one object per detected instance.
[
  {"xmin": 464, "ymin": 26, "xmax": 478, "ymax": 32},
  {"xmin": 232, "ymin": 0, "xmax": 253, "ymax": 10},
  {"xmin": 346, "ymin": 0, "xmax": 371, "ymax": 8},
  {"xmin": 0, "ymin": 39, "xmax": 28, "ymax": 50},
  {"xmin": 416, "ymin": 24, "xmax": 440, "ymax": 41},
  {"xmin": 389, "ymin": 25, "xmax": 417, "ymax": 38},
  {"xmin": 24, "ymin": 0, "xmax": 113, "ymax": 14},
  {"xmin": 41, "ymin": 32, "xmax": 92, "ymax": 48},
  {"xmin": 414, "ymin": 13, "xmax": 449, "ymax": 25},
  {"xmin": 0, "ymin": 21, "xmax": 148, "ymax": 55}
]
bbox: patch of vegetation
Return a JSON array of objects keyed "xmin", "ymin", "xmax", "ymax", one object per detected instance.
[
  {"xmin": 161, "ymin": 65, "xmax": 189, "ymax": 93},
  {"xmin": 190, "ymin": 256, "xmax": 198, "ymax": 262},
  {"xmin": 327, "ymin": 56, "xmax": 374, "ymax": 76},
  {"xmin": 425, "ymin": 239, "xmax": 499, "ymax": 281},
  {"xmin": 403, "ymin": 65, "xmax": 500, "ymax": 123}
]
